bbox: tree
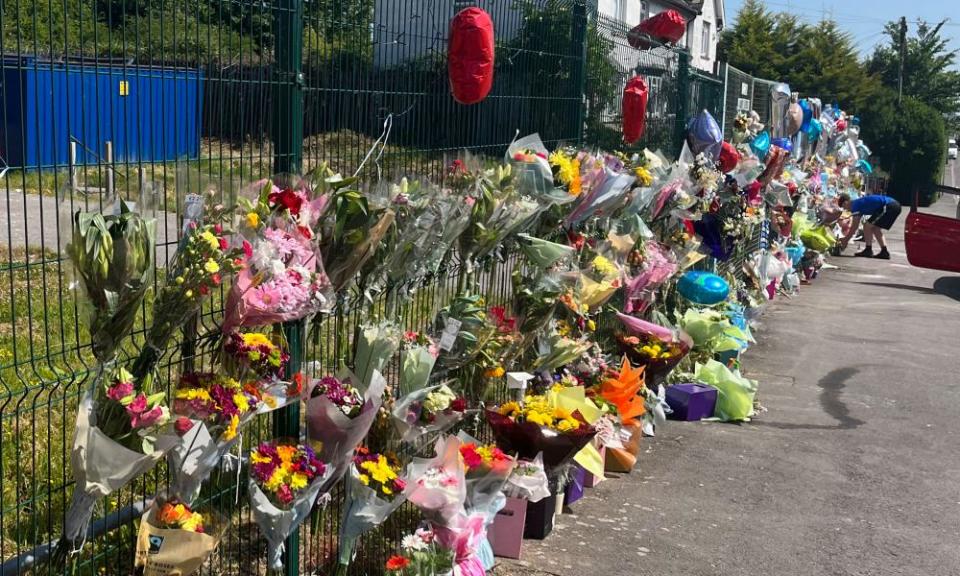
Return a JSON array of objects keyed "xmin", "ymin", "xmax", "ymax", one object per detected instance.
[{"xmin": 867, "ymin": 19, "xmax": 960, "ymax": 133}]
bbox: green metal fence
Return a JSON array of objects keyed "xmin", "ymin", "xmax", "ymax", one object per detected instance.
[{"xmin": 0, "ymin": 1, "xmax": 744, "ymax": 574}]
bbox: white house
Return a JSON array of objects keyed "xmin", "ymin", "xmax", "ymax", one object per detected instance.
[{"xmin": 597, "ymin": 0, "xmax": 725, "ymax": 74}]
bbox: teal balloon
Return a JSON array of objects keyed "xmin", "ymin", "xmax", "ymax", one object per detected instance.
[
  {"xmin": 750, "ymin": 131, "xmax": 771, "ymax": 159},
  {"xmin": 677, "ymin": 271, "xmax": 730, "ymax": 305},
  {"xmin": 856, "ymin": 159, "xmax": 873, "ymax": 174},
  {"xmin": 807, "ymin": 118, "xmax": 822, "ymax": 140}
]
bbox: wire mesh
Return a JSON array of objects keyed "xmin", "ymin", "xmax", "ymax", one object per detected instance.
[{"xmin": 0, "ymin": 1, "xmax": 769, "ymax": 574}]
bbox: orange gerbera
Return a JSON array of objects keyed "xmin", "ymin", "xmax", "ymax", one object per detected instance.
[
  {"xmin": 385, "ymin": 555, "xmax": 411, "ymax": 571},
  {"xmin": 598, "ymin": 356, "xmax": 646, "ymax": 425}
]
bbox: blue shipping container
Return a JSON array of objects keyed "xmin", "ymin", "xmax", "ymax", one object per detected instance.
[{"xmin": 1, "ymin": 58, "xmax": 203, "ymax": 169}]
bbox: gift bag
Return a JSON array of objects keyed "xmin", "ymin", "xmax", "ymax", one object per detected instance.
[{"xmin": 134, "ymin": 504, "xmax": 225, "ymax": 576}]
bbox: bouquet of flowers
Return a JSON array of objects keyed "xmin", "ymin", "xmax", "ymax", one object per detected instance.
[
  {"xmin": 383, "ymin": 187, "xmax": 472, "ymax": 296},
  {"xmin": 62, "ymin": 369, "xmax": 179, "ymax": 553},
  {"xmin": 433, "ymin": 294, "xmax": 496, "ymax": 371},
  {"xmin": 353, "ymin": 321, "xmax": 402, "ymax": 390},
  {"xmin": 399, "ymin": 331, "xmax": 439, "ymax": 397},
  {"xmin": 131, "ymin": 200, "xmax": 245, "ymax": 381},
  {"xmin": 564, "ymin": 156, "xmax": 636, "ymax": 225},
  {"xmin": 486, "ymin": 395, "xmax": 596, "ymax": 476},
  {"xmin": 406, "ymin": 436, "xmax": 467, "ymax": 523},
  {"xmin": 507, "ymin": 133, "xmax": 554, "ymax": 197},
  {"xmin": 337, "ymin": 449, "xmax": 410, "ymax": 573},
  {"xmin": 393, "ymin": 383, "xmax": 468, "ymax": 444},
  {"xmin": 224, "ymin": 182, "xmax": 332, "ymax": 332},
  {"xmin": 384, "ymin": 527, "xmax": 455, "ymax": 575},
  {"xmin": 305, "ymin": 370, "xmax": 387, "ymax": 483},
  {"xmin": 167, "ymin": 371, "xmax": 281, "ymax": 503},
  {"xmin": 249, "ymin": 440, "xmax": 333, "ymax": 570},
  {"xmin": 457, "ymin": 432, "xmax": 517, "ymax": 571},
  {"xmin": 135, "ymin": 498, "xmax": 226, "ymax": 576},
  {"xmin": 433, "ymin": 512, "xmax": 489, "ymax": 576},
  {"xmin": 616, "ymin": 334, "xmax": 690, "ymax": 381},
  {"xmin": 623, "ymin": 241, "xmax": 678, "ymax": 314},
  {"xmin": 222, "ymin": 330, "xmax": 288, "ymax": 382},
  {"xmin": 66, "ymin": 200, "xmax": 155, "ymax": 363},
  {"xmin": 502, "ymin": 453, "xmax": 551, "ymax": 503},
  {"xmin": 516, "ymin": 233, "xmax": 575, "ymax": 270}
]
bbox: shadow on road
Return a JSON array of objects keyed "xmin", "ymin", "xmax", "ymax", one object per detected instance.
[
  {"xmin": 854, "ymin": 281, "xmax": 937, "ymax": 295},
  {"xmin": 933, "ymin": 276, "xmax": 960, "ymax": 302},
  {"xmin": 752, "ymin": 367, "xmax": 866, "ymax": 431}
]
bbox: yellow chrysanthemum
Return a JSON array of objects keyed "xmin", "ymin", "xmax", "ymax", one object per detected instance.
[
  {"xmin": 242, "ymin": 332, "xmax": 273, "ymax": 347},
  {"xmin": 264, "ymin": 469, "xmax": 286, "ymax": 491},
  {"xmin": 204, "ymin": 259, "xmax": 220, "ymax": 274},
  {"xmin": 199, "ymin": 231, "xmax": 220, "ymax": 251},
  {"xmin": 251, "ymin": 451, "xmax": 272, "ymax": 465},
  {"xmin": 222, "ymin": 414, "xmax": 240, "ymax": 441},
  {"xmin": 246, "ymin": 212, "xmax": 261, "ymax": 228},
  {"xmin": 358, "ymin": 474, "xmax": 370, "ymax": 486},
  {"xmin": 635, "ymin": 166, "xmax": 653, "ymax": 187},
  {"xmin": 175, "ymin": 388, "xmax": 212, "ymax": 402},
  {"xmin": 289, "ymin": 473, "xmax": 309, "ymax": 490},
  {"xmin": 233, "ymin": 392, "xmax": 250, "ymax": 413}
]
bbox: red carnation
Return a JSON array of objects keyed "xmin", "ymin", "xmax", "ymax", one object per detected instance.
[{"xmin": 268, "ymin": 188, "xmax": 304, "ymax": 217}]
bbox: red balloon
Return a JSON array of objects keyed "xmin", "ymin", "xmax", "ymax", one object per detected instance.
[
  {"xmin": 628, "ymin": 10, "xmax": 687, "ymax": 49},
  {"xmin": 448, "ymin": 7, "xmax": 495, "ymax": 105},
  {"xmin": 622, "ymin": 76, "xmax": 649, "ymax": 144},
  {"xmin": 718, "ymin": 141, "xmax": 741, "ymax": 173},
  {"xmin": 836, "ymin": 119, "xmax": 847, "ymax": 132}
]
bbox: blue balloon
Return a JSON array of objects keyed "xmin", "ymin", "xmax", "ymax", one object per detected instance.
[
  {"xmin": 686, "ymin": 110, "xmax": 723, "ymax": 161},
  {"xmin": 750, "ymin": 131, "xmax": 771, "ymax": 159},
  {"xmin": 851, "ymin": 116, "xmax": 860, "ymax": 126},
  {"xmin": 771, "ymin": 137, "xmax": 793, "ymax": 153},
  {"xmin": 807, "ymin": 118, "xmax": 823, "ymax": 141},
  {"xmin": 677, "ymin": 271, "xmax": 730, "ymax": 305},
  {"xmin": 800, "ymin": 99, "xmax": 813, "ymax": 132}
]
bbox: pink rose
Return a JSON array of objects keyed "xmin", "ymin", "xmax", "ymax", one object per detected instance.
[
  {"xmin": 131, "ymin": 406, "xmax": 166, "ymax": 429},
  {"xmin": 107, "ymin": 381, "xmax": 134, "ymax": 402},
  {"xmin": 174, "ymin": 417, "xmax": 195, "ymax": 436},
  {"xmin": 126, "ymin": 394, "xmax": 147, "ymax": 415}
]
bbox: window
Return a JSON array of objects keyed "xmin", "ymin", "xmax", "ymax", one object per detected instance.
[
  {"xmin": 641, "ymin": 1, "xmax": 650, "ymax": 20},
  {"xmin": 702, "ymin": 22, "xmax": 711, "ymax": 58},
  {"xmin": 685, "ymin": 22, "xmax": 694, "ymax": 49}
]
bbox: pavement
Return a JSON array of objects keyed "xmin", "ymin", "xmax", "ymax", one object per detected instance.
[{"xmin": 492, "ymin": 188, "xmax": 960, "ymax": 576}]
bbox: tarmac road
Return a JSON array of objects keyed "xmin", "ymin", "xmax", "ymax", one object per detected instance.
[{"xmin": 493, "ymin": 195, "xmax": 960, "ymax": 576}]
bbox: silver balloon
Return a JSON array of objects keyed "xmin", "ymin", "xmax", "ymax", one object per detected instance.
[{"xmin": 769, "ymin": 83, "xmax": 791, "ymax": 138}]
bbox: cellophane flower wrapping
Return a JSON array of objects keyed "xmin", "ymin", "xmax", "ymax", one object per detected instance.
[
  {"xmin": 406, "ymin": 436, "xmax": 468, "ymax": 524},
  {"xmin": 563, "ymin": 160, "xmax": 636, "ymax": 226},
  {"xmin": 134, "ymin": 498, "xmax": 227, "ymax": 576},
  {"xmin": 131, "ymin": 201, "xmax": 245, "ymax": 381},
  {"xmin": 353, "ymin": 321, "xmax": 402, "ymax": 391},
  {"xmin": 63, "ymin": 389, "xmax": 180, "ymax": 551},
  {"xmin": 502, "ymin": 453, "xmax": 550, "ymax": 502},
  {"xmin": 506, "ymin": 133, "xmax": 554, "ymax": 193},
  {"xmin": 623, "ymin": 241, "xmax": 677, "ymax": 314},
  {"xmin": 485, "ymin": 407, "xmax": 596, "ymax": 478},
  {"xmin": 516, "ymin": 233, "xmax": 575, "ymax": 269},
  {"xmin": 223, "ymin": 181, "xmax": 333, "ymax": 332},
  {"xmin": 338, "ymin": 458, "xmax": 411, "ymax": 567},
  {"xmin": 168, "ymin": 371, "xmax": 298, "ymax": 503},
  {"xmin": 456, "ymin": 432, "xmax": 518, "ymax": 571},
  {"xmin": 305, "ymin": 370, "xmax": 387, "ymax": 483},
  {"xmin": 385, "ymin": 189, "xmax": 472, "ymax": 293},
  {"xmin": 399, "ymin": 334, "xmax": 439, "ymax": 397},
  {"xmin": 66, "ymin": 201, "xmax": 156, "ymax": 364},
  {"xmin": 393, "ymin": 383, "xmax": 467, "ymax": 445},
  {"xmin": 433, "ymin": 512, "xmax": 489, "ymax": 576},
  {"xmin": 248, "ymin": 441, "xmax": 333, "ymax": 571}
]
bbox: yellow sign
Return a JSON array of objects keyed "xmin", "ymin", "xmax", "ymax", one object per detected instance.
[{"xmin": 119, "ymin": 80, "xmax": 129, "ymax": 96}]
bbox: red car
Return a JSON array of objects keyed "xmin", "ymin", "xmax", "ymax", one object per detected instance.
[{"xmin": 905, "ymin": 186, "xmax": 960, "ymax": 272}]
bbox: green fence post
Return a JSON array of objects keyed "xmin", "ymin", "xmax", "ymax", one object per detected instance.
[
  {"xmin": 272, "ymin": 0, "xmax": 304, "ymax": 574},
  {"xmin": 571, "ymin": 0, "xmax": 589, "ymax": 147},
  {"xmin": 674, "ymin": 49, "xmax": 691, "ymax": 157}
]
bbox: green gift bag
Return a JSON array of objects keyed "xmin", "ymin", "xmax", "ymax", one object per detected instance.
[{"xmin": 694, "ymin": 360, "xmax": 757, "ymax": 421}]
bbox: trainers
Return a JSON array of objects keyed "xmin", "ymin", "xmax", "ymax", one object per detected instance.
[
  {"xmin": 854, "ymin": 247, "xmax": 874, "ymax": 257},
  {"xmin": 874, "ymin": 248, "xmax": 890, "ymax": 260}
]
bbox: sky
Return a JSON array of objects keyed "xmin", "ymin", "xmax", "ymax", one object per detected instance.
[{"xmin": 723, "ymin": 0, "xmax": 960, "ymax": 65}]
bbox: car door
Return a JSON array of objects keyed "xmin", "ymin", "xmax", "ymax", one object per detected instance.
[{"xmin": 905, "ymin": 187, "xmax": 960, "ymax": 273}]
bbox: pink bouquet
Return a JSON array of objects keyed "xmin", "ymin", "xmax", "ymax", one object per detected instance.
[
  {"xmin": 623, "ymin": 241, "xmax": 677, "ymax": 314},
  {"xmin": 406, "ymin": 436, "xmax": 467, "ymax": 523}
]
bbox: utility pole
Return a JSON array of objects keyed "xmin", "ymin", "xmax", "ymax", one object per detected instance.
[{"xmin": 897, "ymin": 16, "xmax": 907, "ymax": 105}]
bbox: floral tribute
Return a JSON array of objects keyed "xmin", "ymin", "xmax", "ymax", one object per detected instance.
[
  {"xmin": 173, "ymin": 372, "xmax": 264, "ymax": 442},
  {"xmin": 223, "ymin": 331, "xmax": 288, "ymax": 381},
  {"xmin": 250, "ymin": 441, "xmax": 328, "ymax": 508},
  {"xmin": 353, "ymin": 448, "xmax": 407, "ymax": 499},
  {"xmin": 385, "ymin": 527, "xmax": 455, "ymax": 574},
  {"xmin": 154, "ymin": 499, "xmax": 206, "ymax": 533},
  {"xmin": 310, "ymin": 376, "xmax": 364, "ymax": 419}
]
